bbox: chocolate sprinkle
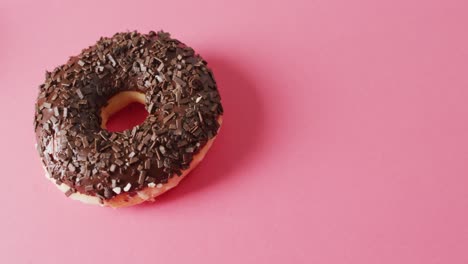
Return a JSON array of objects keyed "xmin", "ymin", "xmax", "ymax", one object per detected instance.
[
  {"xmin": 34, "ymin": 31, "xmax": 223, "ymax": 201},
  {"xmin": 64, "ymin": 188, "xmax": 74, "ymax": 197},
  {"xmin": 138, "ymin": 171, "xmax": 146, "ymax": 185}
]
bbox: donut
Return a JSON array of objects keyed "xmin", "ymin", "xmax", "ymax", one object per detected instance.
[{"xmin": 34, "ymin": 31, "xmax": 223, "ymax": 207}]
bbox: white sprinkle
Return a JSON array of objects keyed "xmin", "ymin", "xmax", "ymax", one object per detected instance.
[
  {"xmin": 156, "ymin": 183, "xmax": 163, "ymax": 189},
  {"xmin": 196, "ymin": 96, "xmax": 202, "ymax": 103},
  {"xmin": 112, "ymin": 187, "xmax": 121, "ymax": 194},
  {"xmin": 107, "ymin": 54, "xmax": 116, "ymax": 67},
  {"xmin": 157, "ymin": 62, "xmax": 164, "ymax": 72},
  {"xmin": 148, "ymin": 182, "xmax": 156, "ymax": 188},
  {"xmin": 123, "ymin": 183, "xmax": 132, "ymax": 192}
]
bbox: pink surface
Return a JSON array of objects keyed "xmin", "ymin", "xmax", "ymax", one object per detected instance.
[
  {"xmin": 106, "ymin": 103, "xmax": 149, "ymax": 132},
  {"xmin": 1, "ymin": 0, "xmax": 468, "ymax": 263}
]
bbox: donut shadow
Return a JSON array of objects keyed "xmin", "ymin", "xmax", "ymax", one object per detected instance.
[{"xmin": 132, "ymin": 53, "xmax": 265, "ymax": 208}]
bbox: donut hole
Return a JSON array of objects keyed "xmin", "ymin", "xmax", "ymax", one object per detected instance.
[{"xmin": 101, "ymin": 91, "xmax": 149, "ymax": 132}]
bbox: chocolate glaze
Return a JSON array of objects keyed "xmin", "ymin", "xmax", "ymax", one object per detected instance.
[{"xmin": 34, "ymin": 31, "xmax": 223, "ymax": 202}]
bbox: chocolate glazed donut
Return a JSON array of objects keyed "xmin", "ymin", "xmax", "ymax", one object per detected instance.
[{"xmin": 34, "ymin": 31, "xmax": 223, "ymax": 207}]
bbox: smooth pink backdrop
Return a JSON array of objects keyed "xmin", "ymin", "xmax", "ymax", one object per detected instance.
[{"xmin": 1, "ymin": 0, "xmax": 468, "ymax": 263}]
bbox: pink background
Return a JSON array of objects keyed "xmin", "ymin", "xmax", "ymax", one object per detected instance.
[{"xmin": 1, "ymin": 0, "xmax": 468, "ymax": 263}]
